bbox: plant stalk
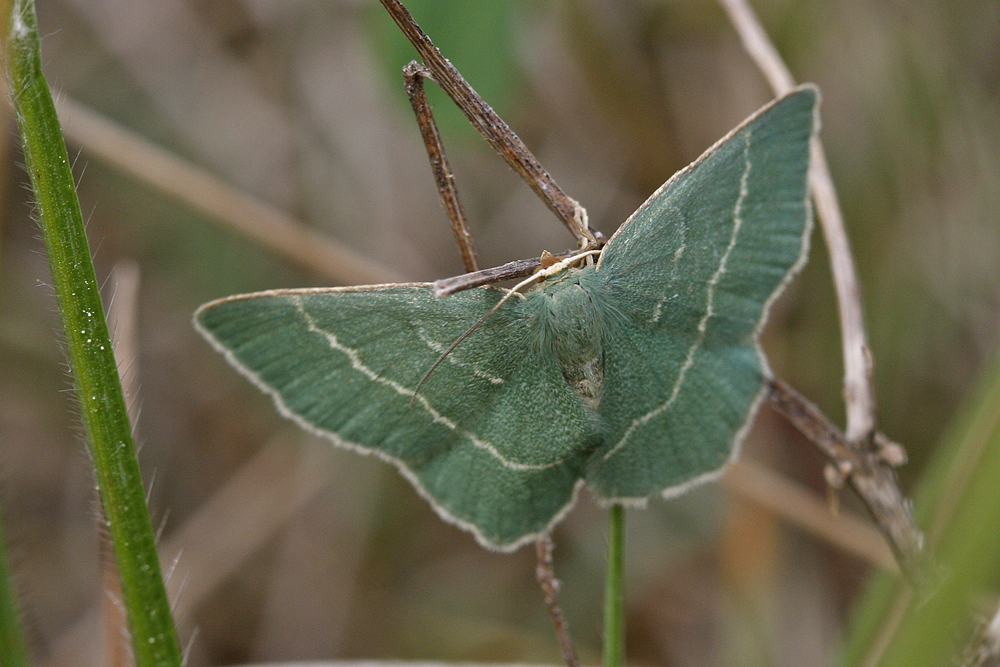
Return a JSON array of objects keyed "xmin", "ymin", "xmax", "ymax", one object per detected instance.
[
  {"xmin": 603, "ymin": 504, "xmax": 625, "ymax": 667},
  {"xmin": 5, "ymin": 1, "xmax": 182, "ymax": 665}
]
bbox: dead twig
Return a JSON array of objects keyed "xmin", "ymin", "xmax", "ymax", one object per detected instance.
[
  {"xmin": 403, "ymin": 62, "xmax": 480, "ymax": 272},
  {"xmin": 387, "ymin": 5, "xmax": 584, "ymax": 662},
  {"xmin": 431, "ymin": 250, "xmax": 580, "ymax": 297},
  {"xmin": 378, "ymin": 0, "xmax": 601, "ymax": 249},
  {"xmin": 535, "ymin": 536, "xmax": 581, "ymax": 667},
  {"xmin": 766, "ymin": 379, "xmax": 925, "ymax": 580},
  {"xmin": 102, "ymin": 262, "xmax": 143, "ymax": 667}
]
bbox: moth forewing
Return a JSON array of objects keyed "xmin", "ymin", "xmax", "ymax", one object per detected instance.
[{"xmin": 195, "ymin": 87, "xmax": 819, "ymax": 548}]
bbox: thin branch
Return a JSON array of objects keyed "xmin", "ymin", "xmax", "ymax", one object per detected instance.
[
  {"xmin": 986, "ymin": 603, "xmax": 1000, "ymax": 662},
  {"xmin": 414, "ymin": 250, "xmax": 600, "ymax": 398},
  {"xmin": 54, "ymin": 96, "xmax": 403, "ymax": 286},
  {"xmin": 403, "ymin": 62, "xmax": 479, "ymax": 272},
  {"xmin": 766, "ymin": 379, "xmax": 925, "ymax": 581},
  {"xmin": 535, "ymin": 536, "xmax": 581, "ymax": 667},
  {"xmin": 718, "ymin": 0, "xmax": 876, "ymax": 444},
  {"xmin": 378, "ymin": 0, "xmax": 602, "ymax": 249},
  {"xmin": 431, "ymin": 250, "xmax": 579, "ymax": 297}
]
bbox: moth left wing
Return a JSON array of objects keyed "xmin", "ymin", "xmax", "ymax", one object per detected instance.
[{"xmin": 195, "ymin": 285, "xmax": 596, "ymax": 550}]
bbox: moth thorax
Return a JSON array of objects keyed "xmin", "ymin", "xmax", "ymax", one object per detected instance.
[{"xmin": 548, "ymin": 282, "xmax": 604, "ymax": 410}]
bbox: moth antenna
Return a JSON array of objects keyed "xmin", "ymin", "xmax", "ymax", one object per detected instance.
[
  {"xmin": 409, "ymin": 286, "xmax": 521, "ymax": 407},
  {"xmin": 409, "ymin": 250, "xmax": 600, "ymax": 407}
]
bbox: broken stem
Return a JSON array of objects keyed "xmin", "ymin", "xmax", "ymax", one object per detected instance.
[
  {"xmin": 379, "ymin": 0, "xmax": 600, "ymax": 248},
  {"xmin": 403, "ymin": 62, "xmax": 480, "ymax": 272}
]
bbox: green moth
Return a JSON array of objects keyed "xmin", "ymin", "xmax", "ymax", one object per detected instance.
[{"xmin": 195, "ymin": 85, "xmax": 818, "ymax": 551}]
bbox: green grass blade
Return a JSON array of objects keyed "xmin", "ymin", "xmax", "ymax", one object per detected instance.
[
  {"xmin": 603, "ymin": 504, "xmax": 625, "ymax": 667},
  {"xmin": 4, "ymin": 1, "xmax": 182, "ymax": 665},
  {"xmin": 0, "ymin": 508, "xmax": 31, "ymax": 667},
  {"xmin": 840, "ymin": 348, "xmax": 1000, "ymax": 667}
]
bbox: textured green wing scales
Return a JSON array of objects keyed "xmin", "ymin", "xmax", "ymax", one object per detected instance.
[
  {"xmin": 195, "ymin": 286, "xmax": 595, "ymax": 550},
  {"xmin": 587, "ymin": 330, "xmax": 764, "ymax": 499},
  {"xmin": 195, "ymin": 87, "xmax": 819, "ymax": 547},
  {"xmin": 586, "ymin": 87, "xmax": 817, "ymax": 501}
]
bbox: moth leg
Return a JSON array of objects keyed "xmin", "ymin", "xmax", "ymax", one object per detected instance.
[{"xmin": 404, "ymin": 61, "xmax": 481, "ymax": 272}]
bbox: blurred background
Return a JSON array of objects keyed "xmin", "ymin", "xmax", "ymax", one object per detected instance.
[{"xmin": 1, "ymin": 0, "xmax": 998, "ymax": 665}]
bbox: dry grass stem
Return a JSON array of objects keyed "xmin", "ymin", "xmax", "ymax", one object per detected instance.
[
  {"xmin": 718, "ymin": 0, "xmax": 876, "ymax": 443},
  {"xmin": 958, "ymin": 598, "xmax": 1000, "ymax": 667},
  {"xmin": 54, "ymin": 96, "xmax": 402, "ymax": 286},
  {"xmin": 723, "ymin": 459, "xmax": 897, "ymax": 571},
  {"xmin": 93, "ymin": 262, "xmax": 143, "ymax": 667},
  {"xmin": 719, "ymin": 0, "xmax": 926, "ymax": 580},
  {"xmin": 106, "ymin": 263, "xmax": 142, "ymax": 666},
  {"xmin": 108, "ymin": 262, "xmax": 142, "ymax": 425}
]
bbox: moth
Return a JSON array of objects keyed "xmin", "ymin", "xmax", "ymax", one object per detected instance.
[{"xmin": 195, "ymin": 85, "xmax": 818, "ymax": 551}]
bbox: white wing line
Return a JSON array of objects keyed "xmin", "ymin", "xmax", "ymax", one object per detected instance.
[
  {"xmin": 650, "ymin": 293, "xmax": 673, "ymax": 324},
  {"xmin": 416, "ymin": 328, "xmax": 504, "ymax": 385},
  {"xmin": 650, "ymin": 228, "xmax": 687, "ymax": 324},
  {"xmin": 292, "ymin": 297, "xmax": 557, "ymax": 472},
  {"xmin": 604, "ymin": 129, "xmax": 754, "ymax": 461}
]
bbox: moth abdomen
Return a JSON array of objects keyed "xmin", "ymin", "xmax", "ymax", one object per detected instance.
[{"xmin": 560, "ymin": 352, "xmax": 604, "ymax": 410}]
